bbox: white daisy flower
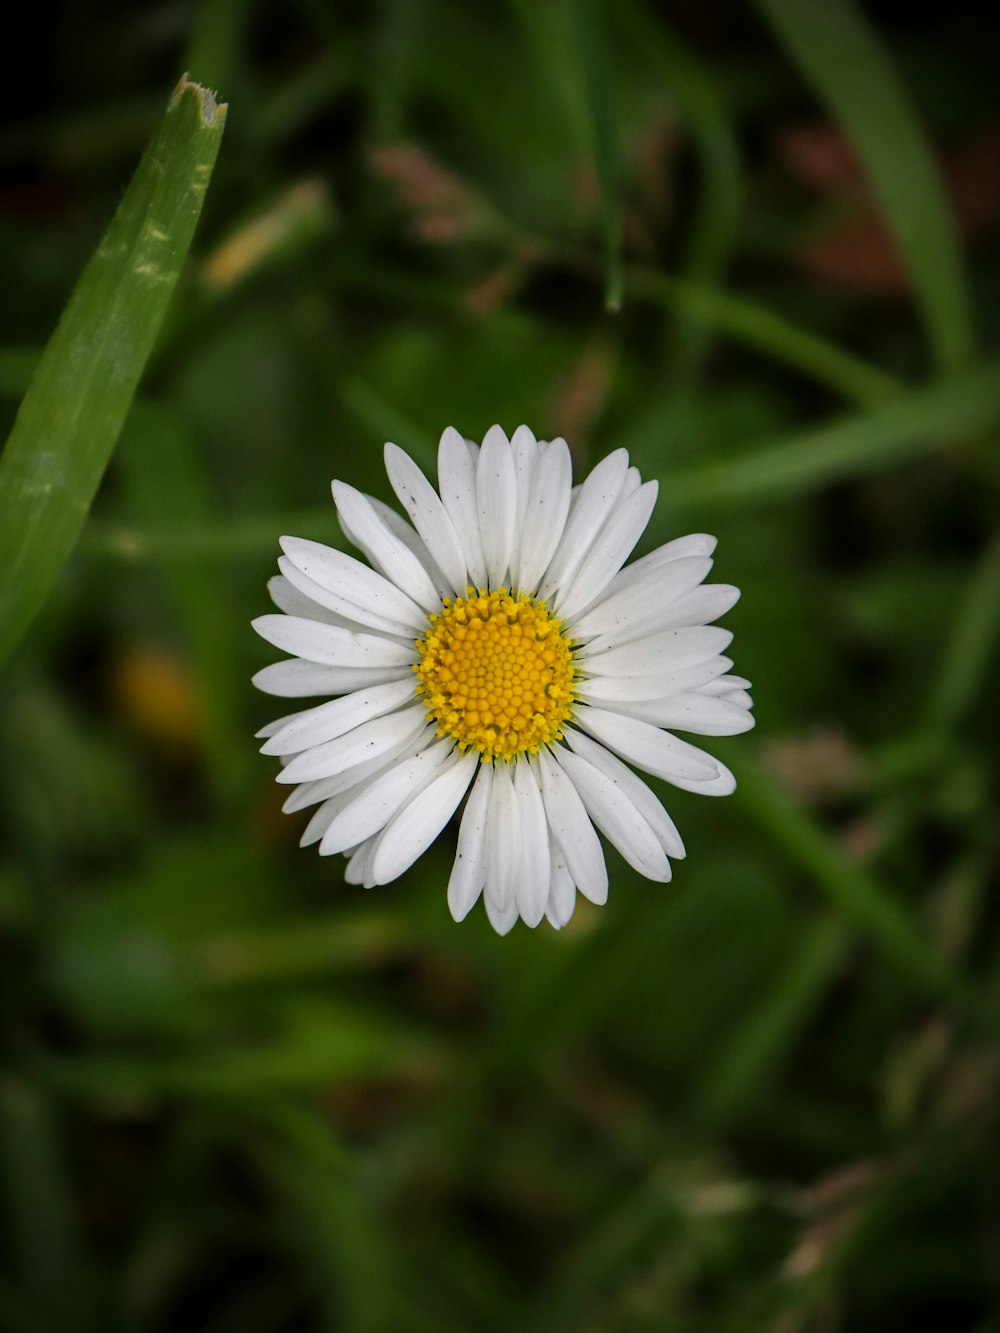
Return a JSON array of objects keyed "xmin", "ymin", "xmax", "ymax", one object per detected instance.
[{"xmin": 253, "ymin": 425, "xmax": 754, "ymax": 935}]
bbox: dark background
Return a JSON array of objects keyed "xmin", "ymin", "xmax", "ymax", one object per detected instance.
[{"xmin": 1, "ymin": 2, "xmax": 998, "ymax": 1330}]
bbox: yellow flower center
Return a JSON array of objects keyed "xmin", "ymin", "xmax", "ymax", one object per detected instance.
[{"xmin": 414, "ymin": 587, "xmax": 575, "ymax": 761}]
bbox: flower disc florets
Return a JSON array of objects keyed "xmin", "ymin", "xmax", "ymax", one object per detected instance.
[{"xmin": 415, "ymin": 586, "xmax": 574, "ymax": 760}]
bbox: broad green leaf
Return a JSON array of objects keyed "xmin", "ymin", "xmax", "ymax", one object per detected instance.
[
  {"xmin": 0, "ymin": 77, "xmax": 227, "ymax": 667},
  {"xmin": 752, "ymin": 0, "xmax": 974, "ymax": 374}
]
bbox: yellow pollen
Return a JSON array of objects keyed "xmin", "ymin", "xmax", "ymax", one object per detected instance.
[{"xmin": 414, "ymin": 586, "xmax": 575, "ymax": 760}]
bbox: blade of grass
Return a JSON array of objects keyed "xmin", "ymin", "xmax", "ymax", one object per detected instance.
[
  {"xmin": 922, "ymin": 532, "xmax": 1000, "ymax": 735},
  {"xmin": 196, "ymin": 911, "xmax": 412, "ymax": 985},
  {"xmin": 256, "ymin": 1103, "xmax": 398, "ymax": 1333},
  {"xmin": 662, "ymin": 359, "xmax": 1000, "ymax": 508},
  {"xmin": 84, "ymin": 508, "xmax": 341, "ymax": 561},
  {"xmin": 184, "ymin": 0, "xmax": 249, "ymax": 97},
  {"xmin": 338, "ymin": 378, "xmax": 438, "ymax": 467},
  {"xmin": 570, "ymin": 0, "xmax": 624, "ymax": 311},
  {"xmin": 0, "ymin": 76, "xmax": 227, "ymax": 668},
  {"xmin": 0, "ymin": 349, "xmax": 39, "ymax": 399},
  {"xmin": 115, "ymin": 402, "xmax": 247, "ymax": 801},
  {"xmin": 752, "ymin": 0, "xmax": 974, "ymax": 374},
  {"xmin": 83, "ymin": 361, "xmax": 999, "ymax": 564},
  {"xmin": 695, "ymin": 916, "xmax": 851, "ymax": 1126},
  {"xmin": 0, "ymin": 1080, "xmax": 84, "ymax": 1327},
  {"xmin": 627, "ymin": 267, "xmax": 901, "ymax": 409},
  {"xmin": 730, "ymin": 757, "xmax": 960, "ymax": 998},
  {"xmin": 617, "ymin": 2, "xmax": 743, "ymax": 385}
]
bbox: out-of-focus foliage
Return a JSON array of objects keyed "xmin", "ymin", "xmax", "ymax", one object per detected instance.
[{"xmin": 1, "ymin": 2, "xmax": 998, "ymax": 1331}]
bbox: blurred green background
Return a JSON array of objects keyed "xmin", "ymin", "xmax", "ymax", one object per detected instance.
[{"xmin": 1, "ymin": 1, "xmax": 999, "ymax": 1329}]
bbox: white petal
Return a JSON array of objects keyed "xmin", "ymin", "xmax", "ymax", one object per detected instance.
[
  {"xmin": 556, "ymin": 480, "xmax": 658, "ymax": 620},
  {"xmin": 252, "ymin": 658, "xmax": 410, "ymax": 699},
  {"xmin": 319, "ymin": 736, "xmax": 454, "ymax": 855},
  {"xmin": 333, "ymin": 481, "xmax": 440, "ymax": 613},
  {"xmin": 587, "ymin": 587, "xmax": 740, "ymax": 648},
  {"xmin": 536, "ymin": 747, "xmax": 608, "ymax": 905},
  {"xmin": 720, "ymin": 689, "xmax": 753, "ymax": 709},
  {"xmin": 344, "ymin": 836, "xmax": 378, "ymax": 885},
  {"xmin": 267, "ymin": 574, "xmax": 350, "ymax": 626},
  {"xmin": 365, "ymin": 494, "xmax": 450, "ymax": 596},
  {"xmin": 384, "ymin": 443, "xmax": 469, "ymax": 593},
  {"xmin": 649, "ymin": 584, "xmax": 741, "ymax": 631},
  {"xmin": 476, "ymin": 425, "xmax": 516, "ymax": 588},
  {"xmin": 277, "ymin": 556, "xmax": 415, "ymax": 639},
  {"xmin": 577, "ymin": 625, "xmax": 733, "ymax": 674},
  {"xmin": 569, "ymin": 556, "xmax": 714, "ymax": 642},
  {"xmin": 575, "ymin": 705, "xmax": 721, "ymax": 784},
  {"xmin": 369, "ymin": 749, "xmax": 478, "ymax": 883},
  {"xmin": 252, "ymin": 615, "xmax": 418, "ymax": 669},
  {"xmin": 564, "ymin": 727, "xmax": 685, "ymax": 858},
  {"xmin": 261, "ymin": 677, "xmax": 417, "ymax": 755},
  {"xmin": 598, "ymin": 692, "xmax": 755, "ymax": 736},
  {"xmin": 660, "ymin": 759, "xmax": 736, "ymax": 797},
  {"xmin": 512, "ymin": 758, "xmax": 550, "ymax": 927},
  {"xmin": 281, "ymin": 720, "xmax": 430, "ymax": 812},
  {"xmin": 545, "ymin": 847, "xmax": 576, "ymax": 929},
  {"xmin": 277, "ymin": 703, "xmax": 428, "ymax": 783},
  {"xmin": 575, "ymin": 656, "xmax": 733, "ymax": 703},
  {"xmin": 484, "ymin": 893, "xmax": 520, "ymax": 936},
  {"xmin": 621, "ymin": 466, "xmax": 642, "ymax": 499},
  {"xmin": 280, "ymin": 536, "xmax": 426, "ymax": 633},
  {"xmin": 438, "ymin": 427, "xmax": 487, "ymax": 588},
  {"xmin": 447, "ymin": 761, "xmax": 494, "ymax": 921},
  {"xmin": 699, "ymin": 673, "xmax": 751, "ymax": 695},
  {"xmin": 553, "ymin": 746, "xmax": 671, "ymax": 882},
  {"xmin": 511, "ymin": 437, "xmax": 573, "ymax": 595},
  {"xmin": 597, "ymin": 533, "xmax": 718, "ymax": 602},
  {"xmin": 256, "ymin": 707, "xmax": 307, "ymax": 739},
  {"xmin": 538, "ymin": 449, "xmax": 629, "ymax": 602},
  {"xmin": 300, "ymin": 793, "xmax": 350, "ymax": 848},
  {"xmin": 484, "ymin": 760, "xmax": 520, "ymax": 910},
  {"xmin": 506, "ymin": 425, "xmax": 540, "ymax": 584}
]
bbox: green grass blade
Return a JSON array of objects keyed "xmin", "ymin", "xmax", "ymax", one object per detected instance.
[
  {"xmin": 184, "ymin": 0, "xmax": 251, "ymax": 97},
  {"xmin": 0, "ymin": 77, "xmax": 227, "ymax": 668},
  {"xmin": 618, "ymin": 2, "xmax": 743, "ymax": 386},
  {"xmin": 84, "ymin": 359, "xmax": 999, "ymax": 561},
  {"xmin": 0, "ymin": 1080, "xmax": 84, "ymax": 1325},
  {"xmin": 115, "ymin": 403, "xmax": 247, "ymax": 801},
  {"xmin": 730, "ymin": 758, "xmax": 960, "ymax": 998},
  {"xmin": 696, "ymin": 917, "xmax": 851, "ymax": 1126},
  {"xmin": 752, "ymin": 0, "xmax": 974, "ymax": 374},
  {"xmin": 922, "ymin": 532, "xmax": 1000, "ymax": 735},
  {"xmin": 571, "ymin": 0, "xmax": 624, "ymax": 311},
  {"xmin": 628, "ymin": 267, "xmax": 901, "ymax": 408},
  {"xmin": 258, "ymin": 1103, "xmax": 397, "ymax": 1333},
  {"xmin": 0, "ymin": 349, "xmax": 39, "ymax": 399},
  {"xmin": 663, "ymin": 360, "xmax": 1000, "ymax": 508}
]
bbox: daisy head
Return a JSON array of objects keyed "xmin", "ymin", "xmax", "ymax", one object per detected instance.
[{"xmin": 253, "ymin": 425, "xmax": 754, "ymax": 935}]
